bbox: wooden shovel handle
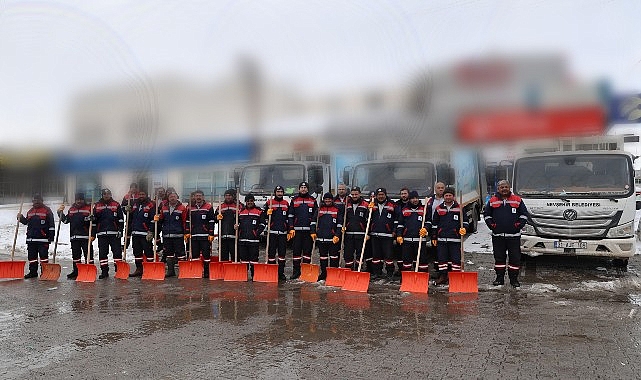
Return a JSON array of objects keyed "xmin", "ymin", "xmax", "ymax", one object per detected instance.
[{"xmin": 11, "ymin": 195, "xmax": 24, "ymax": 261}]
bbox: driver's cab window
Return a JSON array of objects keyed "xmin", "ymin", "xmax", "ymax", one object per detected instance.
[{"xmin": 307, "ymin": 166, "xmax": 324, "ymax": 197}]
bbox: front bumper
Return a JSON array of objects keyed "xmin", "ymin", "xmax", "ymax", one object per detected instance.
[{"xmin": 521, "ymin": 235, "xmax": 635, "ymax": 258}]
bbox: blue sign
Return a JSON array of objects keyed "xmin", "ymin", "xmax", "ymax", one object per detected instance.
[{"xmin": 609, "ymin": 94, "xmax": 641, "ymax": 124}]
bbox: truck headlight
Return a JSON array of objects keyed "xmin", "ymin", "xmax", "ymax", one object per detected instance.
[
  {"xmin": 522, "ymin": 223, "xmax": 535, "ymax": 235},
  {"xmin": 607, "ymin": 222, "xmax": 634, "ymax": 238}
]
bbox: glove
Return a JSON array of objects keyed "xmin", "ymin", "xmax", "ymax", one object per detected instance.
[
  {"xmin": 332, "ymin": 236, "xmax": 339, "ymax": 244},
  {"xmin": 16, "ymin": 213, "xmax": 22, "ymax": 220},
  {"xmin": 419, "ymin": 228, "xmax": 427, "ymax": 237},
  {"xmin": 287, "ymin": 230, "xmax": 295, "ymax": 241},
  {"xmin": 365, "ymin": 235, "xmax": 370, "ymax": 241},
  {"xmin": 459, "ymin": 228, "xmax": 466, "ymax": 236},
  {"xmin": 146, "ymin": 232, "xmax": 153, "ymax": 242},
  {"xmin": 90, "ymin": 236, "xmax": 95, "ymax": 242},
  {"xmin": 57, "ymin": 204, "xmax": 65, "ymax": 212},
  {"xmin": 124, "ymin": 205, "xmax": 132, "ymax": 213},
  {"xmin": 216, "ymin": 214, "xmax": 224, "ymax": 221},
  {"xmin": 267, "ymin": 208, "xmax": 273, "ymax": 215},
  {"xmin": 208, "ymin": 235, "xmax": 215, "ymax": 242},
  {"xmin": 368, "ymin": 202, "xmax": 375, "ymax": 209},
  {"xmin": 341, "ymin": 226, "xmax": 346, "ymax": 232},
  {"xmin": 431, "ymin": 239, "xmax": 437, "ymax": 247},
  {"xmin": 396, "ymin": 236, "xmax": 403, "ymax": 245},
  {"xmin": 310, "ymin": 233, "xmax": 317, "ymax": 241},
  {"xmin": 184, "ymin": 234, "xmax": 191, "ymax": 241},
  {"xmin": 153, "ymin": 215, "xmax": 160, "ymax": 222},
  {"xmin": 89, "ymin": 215, "xmax": 96, "ymax": 222}
]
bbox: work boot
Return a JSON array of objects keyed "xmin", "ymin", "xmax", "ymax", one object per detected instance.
[
  {"xmin": 492, "ymin": 270, "xmax": 505, "ymax": 286},
  {"xmin": 166, "ymin": 258, "xmax": 176, "ymax": 277},
  {"xmin": 67, "ymin": 269, "xmax": 78, "ymax": 280},
  {"xmin": 509, "ymin": 272, "xmax": 520, "ymax": 288},
  {"xmin": 278, "ymin": 273, "xmax": 287, "ymax": 282},
  {"xmin": 24, "ymin": 271, "xmax": 38, "ymax": 279},
  {"xmin": 434, "ymin": 272, "xmax": 448, "ymax": 285},
  {"xmin": 318, "ymin": 270, "xmax": 327, "ymax": 281},
  {"xmin": 98, "ymin": 270, "xmax": 109, "ymax": 279},
  {"xmin": 130, "ymin": 266, "xmax": 143, "ymax": 277},
  {"xmin": 386, "ymin": 266, "xmax": 395, "ymax": 279},
  {"xmin": 291, "ymin": 265, "xmax": 301, "ymax": 280},
  {"xmin": 203, "ymin": 266, "xmax": 210, "ymax": 279}
]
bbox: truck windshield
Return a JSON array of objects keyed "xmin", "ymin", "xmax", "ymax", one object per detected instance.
[
  {"xmin": 240, "ymin": 164, "xmax": 304, "ymax": 195},
  {"xmin": 514, "ymin": 154, "xmax": 633, "ymax": 197},
  {"xmin": 352, "ymin": 162, "xmax": 436, "ymax": 198}
]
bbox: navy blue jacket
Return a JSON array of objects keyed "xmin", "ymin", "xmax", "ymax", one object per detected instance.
[
  {"xmin": 396, "ymin": 202, "xmax": 427, "ymax": 241},
  {"xmin": 238, "ymin": 206, "xmax": 265, "ymax": 244},
  {"xmin": 262, "ymin": 198, "xmax": 290, "ymax": 234},
  {"xmin": 344, "ymin": 197, "xmax": 370, "ymax": 234},
  {"xmin": 129, "ymin": 198, "xmax": 155, "ymax": 236},
  {"xmin": 214, "ymin": 201, "xmax": 242, "ymax": 239},
  {"xmin": 21, "ymin": 205, "xmax": 55, "ymax": 243},
  {"xmin": 187, "ymin": 202, "xmax": 215, "ymax": 240},
  {"xmin": 288, "ymin": 193, "xmax": 318, "ymax": 233},
  {"xmin": 159, "ymin": 202, "xmax": 187, "ymax": 238},
  {"xmin": 484, "ymin": 193, "xmax": 529, "ymax": 237},
  {"xmin": 93, "ymin": 199, "xmax": 124, "ymax": 237},
  {"xmin": 316, "ymin": 204, "xmax": 343, "ymax": 241},
  {"xmin": 59, "ymin": 203, "xmax": 92, "ymax": 240},
  {"xmin": 369, "ymin": 198, "xmax": 398, "ymax": 238},
  {"xmin": 431, "ymin": 201, "xmax": 468, "ymax": 242}
]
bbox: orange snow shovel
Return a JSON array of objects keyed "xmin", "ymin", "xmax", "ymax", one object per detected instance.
[
  {"xmin": 223, "ymin": 189, "xmax": 247, "ymax": 281},
  {"xmin": 449, "ymin": 192, "xmax": 478, "ymax": 293},
  {"xmin": 114, "ymin": 202, "xmax": 131, "ymax": 280},
  {"xmin": 209, "ymin": 194, "xmax": 226, "ymax": 280},
  {"xmin": 325, "ymin": 267, "xmax": 349, "ymax": 287},
  {"xmin": 179, "ymin": 201, "xmax": 204, "ymax": 278},
  {"xmin": 41, "ymin": 198, "xmax": 64, "ymax": 281},
  {"xmin": 342, "ymin": 199, "xmax": 373, "ymax": 293},
  {"xmin": 300, "ymin": 210, "xmax": 321, "ymax": 282},
  {"xmin": 0, "ymin": 196, "xmax": 26, "ymax": 279},
  {"xmin": 400, "ymin": 197, "xmax": 430, "ymax": 293},
  {"xmin": 253, "ymin": 197, "xmax": 278, "ymax": 283},
  {"xmin": 76, "ymin": 197, "xmax": 97, "ymax": 283},
  {"xmin": 142, "ymin": 196, "xmax": 165, "ymax": 280}
]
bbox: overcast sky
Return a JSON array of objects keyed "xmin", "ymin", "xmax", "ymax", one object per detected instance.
[{"xmin": 1, "ymin": 0, "xmax": 640, "ymax": 148}]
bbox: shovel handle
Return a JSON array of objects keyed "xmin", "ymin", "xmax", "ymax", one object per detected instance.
[
  {"xmin": 265, "ymin": 196, "xmax": 273, "ymax": 264},
  {"xmin": 340, "ymin": 200, "xmax": 347, "ymax": 258},
  {"xmin": 459, "ymin": 192, "xmax": 464, "ymax": 271},
  {"xmin": 153, "ymin": 196, "xmax": 159, "ymax": 262},
  {"xmin": 234, "ymin": 188, "xmax": 240, "ymax": 263},
  {"xmin": 11, "ymin": 195, "xmax": 24, "ymax": 261},
  {"xmin": 310, "ymin": 204, "xmax": 320, "ymax": 261},
  {"xmin": 217, "ymin": 194, "xmax": 222, "ymax": 260},
  {"xmin": 414, "ymin": 197, "xmax": 430, "ymax": 272},
  {"xmin": 87, "ymin": 197, "xmax": 94, "ymax": 265},
  {"xmin": 357, "ymin": 197, "xmax": 374, "ymax": 272}
]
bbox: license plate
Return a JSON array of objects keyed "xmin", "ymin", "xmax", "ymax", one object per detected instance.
[{"xmin": 554, "ymin": 241, "xmax": 587, "ymax": 249}]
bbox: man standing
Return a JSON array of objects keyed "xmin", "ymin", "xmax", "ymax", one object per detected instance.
[
  {"xmin": 187, "ymin": 189, "xmax": 216, "ymax": 278},
  {"xmin": 431, "ymin": 187, "xmax": 468, "ymax": 285},
  {"xmin": 121, "ymin": 182, "xmax": 139, "ymax": 251},
  {"xmin": 236, "ymin": 194, "xmax": 265, "ymax": 279},
  {"xmin": 93, "ymin": 189, "xmax": 124, "ymax": 279},
  {"xmin": 128, "ymin": 190, "xmax": 155, "ymax": 277},
  {"xmin": 155, "ymin": 190, "xmax": 187, "ymax": 277},
  {"xmin": 393, "ymin": 187, "xmax": 411, "ymax": 276},
  {"xmin": 396, "ymin": 191, "xmax": 429, "ymax": 273},
  {"xmin": 316, "ymin": 192, "xmax": 342, "ymax": 280},
  {"xmin": 58, "ymin": 193, "xmax": 94, "ymax": 279},
  {"xmin": 369, "ymin": 188, "xmax": 398, "ymax": 279},
  {"xmin": 287, "ymin": 182, "xmax": 318, "ymax": 280},
  {"xmin": 484, "ymin": 180, "xmax": 529, "ymax": 288},
  {"xmin": 214, "ymin": 189, "xmax": 241, "ymax": 262},
  {"xmin": 426, "ymin": 182, "xmax": 446, "ymax": 274},
  {"xmin": 342, "ymin": 187, "xmax": 370, "ymax": 271},
  {"xmin": 19, "ymin": 193, "xmax": 55, "ymax": 278},
  {"xmin": 263, "ymin": 185, "xmax": 289, "ymax": 281}
]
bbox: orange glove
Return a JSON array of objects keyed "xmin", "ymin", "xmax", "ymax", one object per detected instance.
[
  {"xmin": 287, "ymin": 230, "xmax": 295, "ymax": 241},
  {"xmin": 216, "ymin": 214, "xmax": 223, "ymax": 221},
  {"xmin": 57, "ymin": 204, "xmax": 65, "ymax": 212},
  {"xmin": 310, "ymin": 233, "xmax": 317, "ymax": 241},
  {"xmin": 341, "ymin": 226, "xmax": 346, "ymax": 232},
  {"xmin": 396, "ymin": 236, "xmax": 403, "ymax": 245},
  {"xmin": 184, "ymin": 234, "xmax": 191, "ymax": 241},
  {"xmin": 208, "ymin": 235, "xmax": 215, "ymax": 242},
  {"xmin": 368, "ymin": 202, "xmax": 375, "ymax": 209},
  {"xmin": 90, "ymin": 236, "xmax": 96, "ymax": 242},
  {"xmin": 332, "ymin": 236, "xmax": 339, "ymax": 244},
  {"xmin": 419, "ymin": 228, "xmax": 427, "ymax": 237},
  {"xmin": 153, "ymin": 215, "xmax": 160, "ymax": 222},
  {"xmin": 365, "ymin": 235, "xmax": 370, "ymax": 241},
  {"xmin": 431, "ymin": 239, "xmax": 437, "ymax": 247},
  {"xmin": 459, "ymin": 228, "xmax": 466, "ymax": 236},
  {"xmin": 267, "ymin": 208, "xmax": 273, "ymax": 215}
]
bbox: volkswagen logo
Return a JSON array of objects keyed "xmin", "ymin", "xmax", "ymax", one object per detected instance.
[{"xmin": 563, "ymin": 209, "xmax": 578, "ymax": 221}]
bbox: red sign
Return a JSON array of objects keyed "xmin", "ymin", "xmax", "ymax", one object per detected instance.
[{"xmin": 457, "ymin": 106, "xmax": 605, "ymax": 143}]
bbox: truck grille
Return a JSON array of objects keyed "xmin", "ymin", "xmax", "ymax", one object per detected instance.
[{"xmin": 529, "ymin": 210, "xmax": 621, "ymax": 238}]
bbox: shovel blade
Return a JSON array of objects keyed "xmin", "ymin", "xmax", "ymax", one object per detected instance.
[
  {"xmin": 114, "ymin": 261, "xmax": 130, "ymax": 280},
  {"xmin": 253, "ymin": 263, "xmax": 278, "ymax": 283},
  {"xmin": 40, "ymin": 263, "xmax": 61, "ymax": 281},
  {"xmin": 223, "ymin": 262, "xmax": 248, "ymax": 282},
  {"xmin": 178, "ymin": 260, "xmax": 204, "ymax": 279},
  {"xmin": 142, "ymin": 262, "xmax": 166, "ymax": 280},
  {"xmin": 342, "ymin": 271, "xmax": 370, "ymax": 293},
  {"xmin": 76, "ymin": 264, "xmax": 97, "ymax": 283},
  {"xmin": 400, "ymin": 271, "xmax": 430, "ymax": 293},
  {"xmin": 300, "ymin": 263, "xmax": 320, "ymax": 282},
  {"xmin": 325, "ymin": 267, "xmax": 349, "ymax": 287},
  {"xmin": 0, "ymin": 261, "xmax": 26, "ymax": 279},
  {"xmin": 209, "ymin": 261, "xmax": 229, "ymax": 280},
  {"xmin": 448, "ymin": 271, "xmax": 478, "ymax": 293}
]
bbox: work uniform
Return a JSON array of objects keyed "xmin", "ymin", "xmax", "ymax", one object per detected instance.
[
  {"xmin": 58, "ymin": 202, "xmax": 94, "ymax": 277},
  {"xmin": 393, "ymin": 197, "xmax": 410, "ymax": 273},
  {"xmin": 129, "ymin": 197, "xmax": 156, "ymax": 273},
  {"xmin": 187, "ymin": 201, "xmax": 215, "ymax": 276},
  {"xmin": 158, "ymin": 202, "xmax": 188, "ymax": 276},
  {"xmin": 431, "ymin": 201, "xmax": 468, "ymax": 276},
  {"xmin": 343, "ymin": 197, "xmax": 370, "ymax": 270},
  {"xmin": 396, "ymin": 201, "xmax": 429, "ymax": 272},
  {"xmin": 426, "ymin": 195, "xmax": 444, "ymax": 272},
  {"xmin": 93, "ymin": 198, "xmax": 124, "ymax": 277},
  {"xmin": 214, "ymin": 200, "xmax": 241, "ymax": 262},
  {"xmin": 484, "ymin": 192, "xmax": 529, "ymax": 285},
  {"xmin": 316, "ymin": 199, "xmax": 343, "ymax": 278},
  {"xmin": 263, "ymin": 196, "xmax": 289, "ymax": 278},
  {"xmin": 369, "ymin": 196, "xmax": 398, "ymax": 278},
  {"xmin": 288, "ymin": 192, "xmax": 318, "ymax": 279},
  {"xmin": 237, "ymin": 203, "xmax": 265, "ymax": 278},
  {"xmin": 20, "ymin": 203, "xmax": 55, "ymax": 277}
]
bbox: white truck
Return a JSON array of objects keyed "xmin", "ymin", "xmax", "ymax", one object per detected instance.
[
  {"xmin": 343, "ymin": 152, "xmax": 485, "ymax": 232},
  {"xmin": 513, "ymin": 148, "xmax": 638, "ymax": 267}
]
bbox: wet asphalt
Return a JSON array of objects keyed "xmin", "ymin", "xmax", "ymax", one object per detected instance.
[{"xmin": 1, "ymin": 249, "xmax": 641, "ymax": 379}]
